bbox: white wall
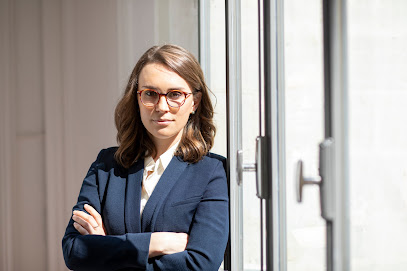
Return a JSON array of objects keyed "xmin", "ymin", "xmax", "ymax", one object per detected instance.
[
  {"xmin": 348, "ymin": 1, "xmax": 407, "ymax": 270},
  {"xmin": 209, "ymin": 0, "xmax": 407, "ymax": 270},
  {"xmin": 1, "ymin": 0, "xmax": 48, "ymax": 269},
  {"xmin": 0, "ymin": 0, "xmax": 199, "ymax": 270}
]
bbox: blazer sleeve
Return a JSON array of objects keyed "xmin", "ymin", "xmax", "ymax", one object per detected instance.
[
  {"xmin": 62, "ymin": 150, "xmax": 151, "ymax": 271},
  {"xmin": 146, "ymin": 159, "xmax": 229, "ymax": 271}
]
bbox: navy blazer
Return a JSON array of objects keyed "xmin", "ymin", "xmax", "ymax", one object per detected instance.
[{"xmin": 62, "ymin": 147, "xmax": 229, "ymax": 271}]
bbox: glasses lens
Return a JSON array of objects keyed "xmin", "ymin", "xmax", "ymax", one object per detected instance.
[
  {"xmin": 141, "ymin": 90, "xmax": 158, "ymax": 106},
  {"xmin": 167, "ymin": 90, "xmax": 185, "ymax": 107},
  {"xmin": 140, "ymin": 89, "xmax": 186, "ymax": 108}
]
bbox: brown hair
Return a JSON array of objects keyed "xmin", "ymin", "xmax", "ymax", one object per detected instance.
[{"xmin": 114, "ymin": 44, "xmax": 216, "ymax": 168}]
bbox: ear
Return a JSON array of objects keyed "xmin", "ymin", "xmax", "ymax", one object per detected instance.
[{"xmin": 192, "ymin": 92, "xmax": 202, "ymax": 112}]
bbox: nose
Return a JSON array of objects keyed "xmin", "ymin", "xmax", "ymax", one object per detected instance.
[{"xmin": 155, "ymin": 95, "xmax": 170, "ymax": 112}]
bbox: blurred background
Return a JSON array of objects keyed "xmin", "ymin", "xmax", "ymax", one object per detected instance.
[{"xmin": 1, "ymin": 0, "xmax": 406, "ymax": 270}]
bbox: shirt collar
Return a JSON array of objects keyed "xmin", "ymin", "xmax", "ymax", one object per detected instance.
[
  {"xmin": 160, "ymin": 140, "xmax": 180, "ymax": 169},
  {"xmin": 144, "ymin": 140, "xmax": 180, "ymax": 171}
]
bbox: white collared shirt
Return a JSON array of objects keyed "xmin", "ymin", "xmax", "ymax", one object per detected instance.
[{"xmin": 140, "ymin": 141, "xmax": 180, "ymax": 215}]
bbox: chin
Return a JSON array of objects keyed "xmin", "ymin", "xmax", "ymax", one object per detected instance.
[{"xmin": 151, "ymin": 132, "xmax": 180, "ymax": 141}]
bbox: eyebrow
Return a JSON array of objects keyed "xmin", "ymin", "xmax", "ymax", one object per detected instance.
[{"xmin": 140, "ymin": 85, "xmax": 186, "ymax": 92}]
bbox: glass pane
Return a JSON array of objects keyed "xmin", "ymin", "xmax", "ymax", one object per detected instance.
[
  {"xmin": 210, "ymin": 0, "xmax": 262, "ymax": 270},
  {"xmin": 348, "ymin": 1, "xmax": 407, "ymax": 270},
  {"xmin": 241, "ymin": 0, "xmax": 261, "ymax": 269},
  {"xmin": 207, "ymin": 1, "xmax": 227, "ymax": 270},
  {"xmin": 284, "ymin": 0, "xmax": 326, "ymax": 270},
  {"xmin": 155, "ymin": 0, "xmax": 199, "ymax": 57},
  {"xmin": 209, "ymin": 0, "xmax": 227, "ymax": 157}
]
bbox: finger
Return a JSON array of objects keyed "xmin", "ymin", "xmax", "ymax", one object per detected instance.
[
  {"xmin": 84, "ymin": 204, "xmax": 103, "ymax": 226},
  {"xmin": 73, "ymin": 210, "xmax": 98, "ymax": 228},
  {"xmin": 73, "ymin": 222, "xmax": 89, "ymax": 235},
  {"xmin": 72, "ymin": 214, "xmax": 94, "ymax": 234}
]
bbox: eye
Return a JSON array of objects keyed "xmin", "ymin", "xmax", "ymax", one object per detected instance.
[
  {"xmin": 144, "ymin": 90, "xmax": 158, "ymax": 97},
  {"xmin": 167, "ymin": 91, "xmax": 183, "ymax": 99}
]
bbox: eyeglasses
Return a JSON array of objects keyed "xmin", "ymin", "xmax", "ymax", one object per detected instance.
[{"xmin": 137, "ymin": 89, "xmax": 192, "ymax": 108}]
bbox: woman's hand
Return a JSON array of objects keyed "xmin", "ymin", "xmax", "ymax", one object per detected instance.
[
  {"xmin": 72, "ymin": 204, "xmax": 106, "ymax": 236},
  {"xmin": 149, "ymin": 232, "xmax": 189, "ymax": 258},
  {"xmin": 72, "ymin": 205, "xmax": 188, "ymax": 257}
]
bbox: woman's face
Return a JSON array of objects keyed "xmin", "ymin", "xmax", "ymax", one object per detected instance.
[{"xmin": 137, "ymin": 63, "xmax": 199, "ymax": 148}]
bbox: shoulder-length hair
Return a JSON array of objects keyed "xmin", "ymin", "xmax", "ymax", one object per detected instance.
[{"xmin": 114, "ymin": 44, "xmax": 216, "ymax": 168}]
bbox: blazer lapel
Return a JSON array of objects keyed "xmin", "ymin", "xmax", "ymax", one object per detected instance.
[
  {"xmin": 141, "ymin": 156, "xmax": 187, "ymax": 232},
  {"xmin": 124, "ymin": 160, "xmax": 143, "ymax": 233}
]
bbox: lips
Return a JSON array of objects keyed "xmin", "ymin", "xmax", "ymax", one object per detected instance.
[{"xmin": 153, "ymin": 119, "xmax": 173, "ymax": 125}]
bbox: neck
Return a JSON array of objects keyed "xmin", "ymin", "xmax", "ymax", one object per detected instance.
[{"xmin": 152, "ymin": 137, "xmax": 181, "ymax": 161}]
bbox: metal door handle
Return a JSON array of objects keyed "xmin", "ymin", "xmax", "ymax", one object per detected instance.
[
  {"xmin": 237, "ymin": 150, "xmax": 256, "ymax": 186},
  {"xmin": 295, "ymin": 160, "xmax": 321, "ymax": 203},
  {"xmin": 236, "ymin": 136, "xmax": 270, "ymax": 199},
  {"xmin": 296, "ymin": 138, "xmax": 335, "ymax": 221},
  {"xmin": 255, "ymin": 136, "xmax": 269, "ymax": 199}
]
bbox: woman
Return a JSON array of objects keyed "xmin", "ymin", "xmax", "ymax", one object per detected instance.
[{"xmin": 62, "ymin": 44, "xmax": 229, "ymax": 271}]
